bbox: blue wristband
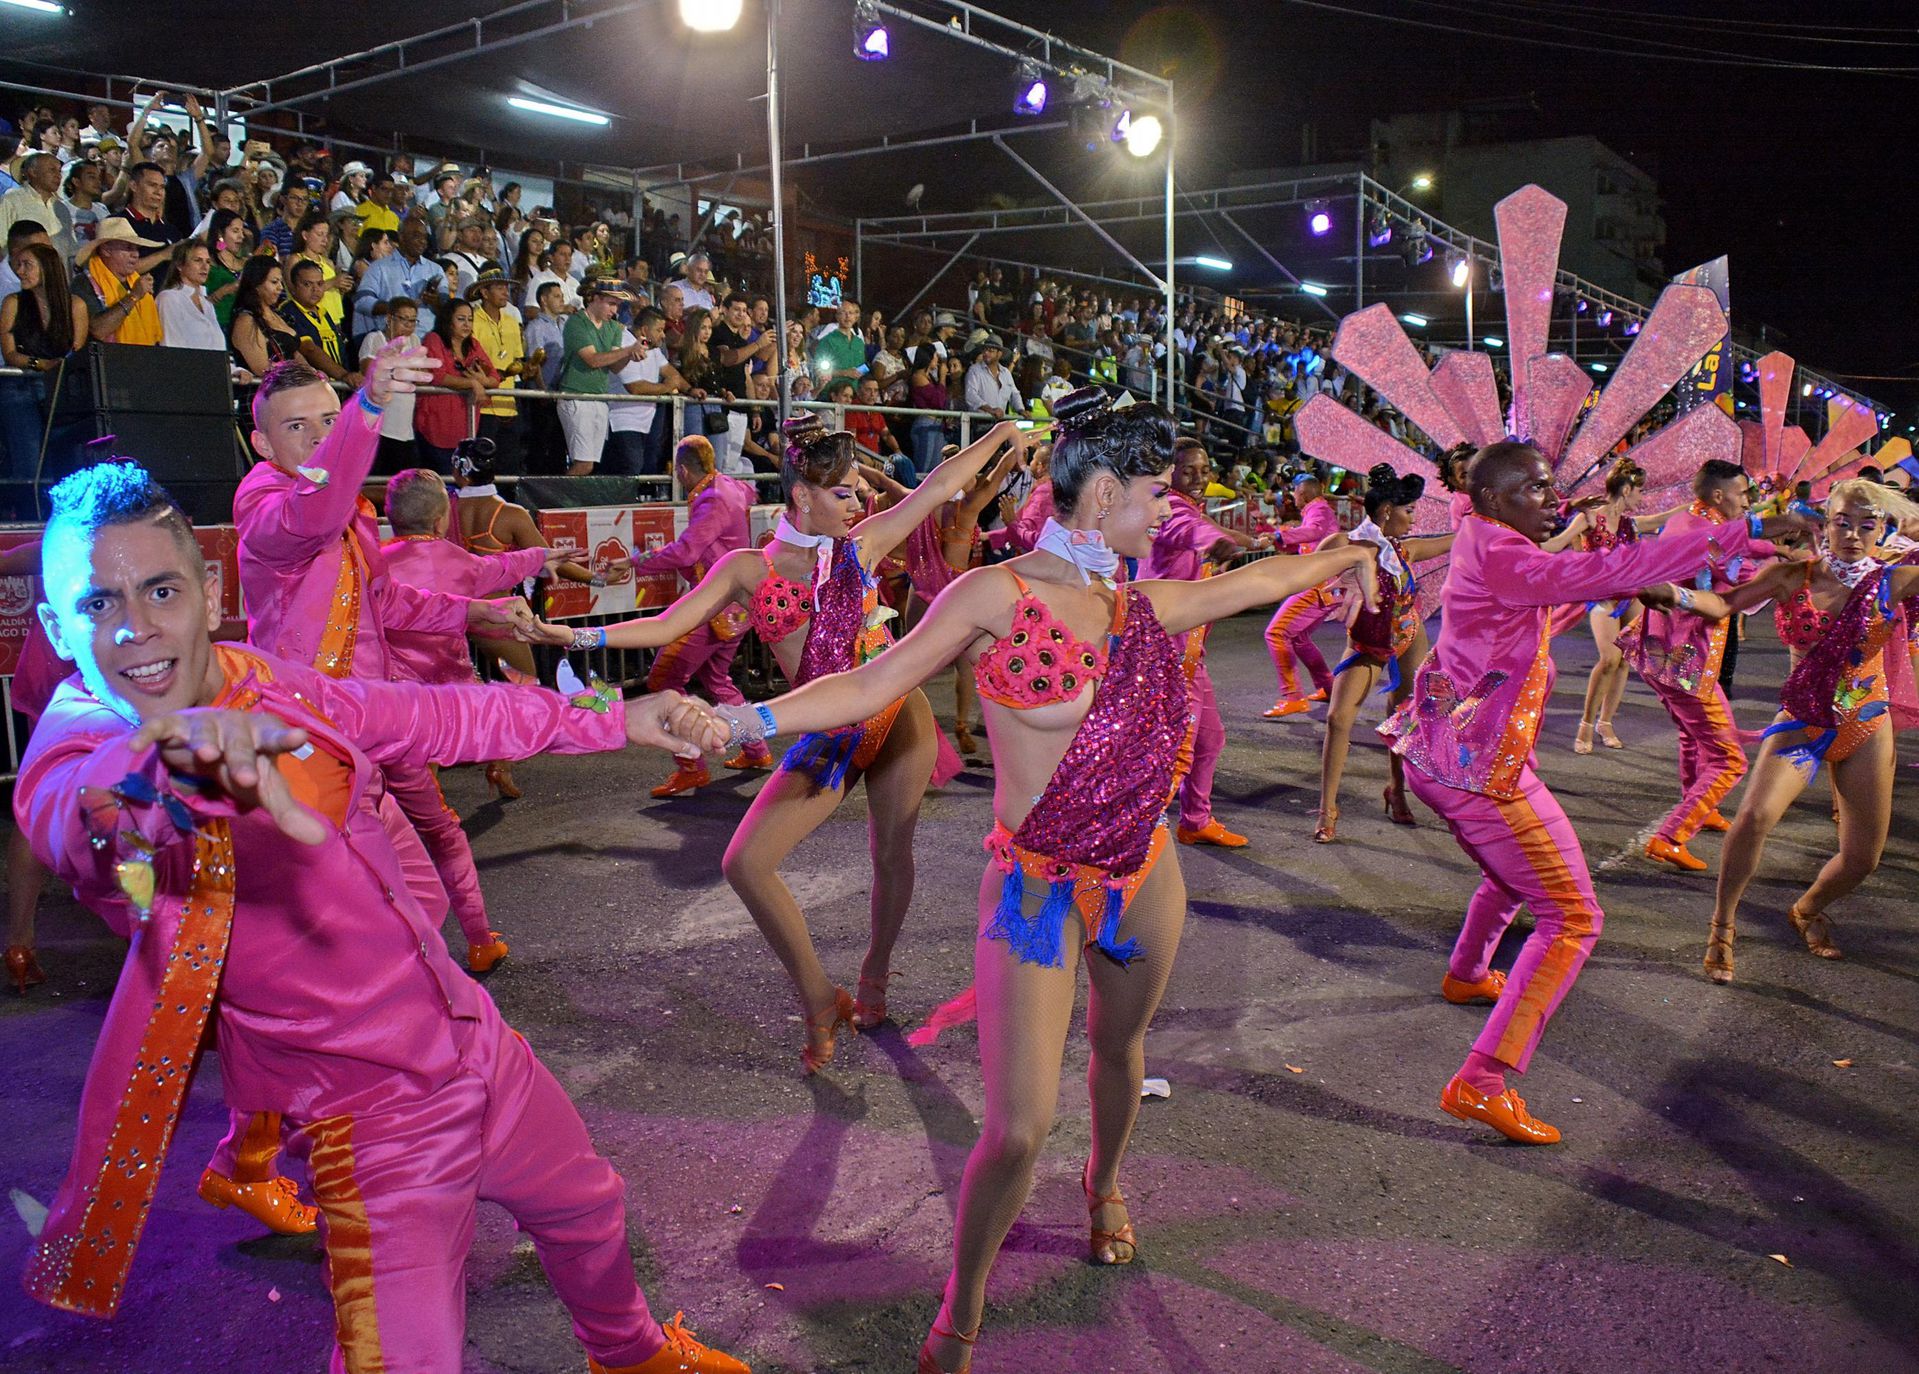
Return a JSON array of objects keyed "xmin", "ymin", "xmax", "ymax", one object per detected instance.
[
  {"xmin": 357, "ymin": 391, "xmax": 385, "ymax": 419},
  {"xmin": 1747, "ymin": 511, "xmax": 1763, "ymax": 539},
  {"xmin": 597, "ymin": 627, "xmax": 608, "ymax": 649},
  {"xmin": 753, "ymin": 703, "xmax": 779, "ymax": 739}
]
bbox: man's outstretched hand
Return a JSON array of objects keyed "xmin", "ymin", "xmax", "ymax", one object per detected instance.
[
  {"xmin": 130, "ymin": 709, "xmax": 330, "ymax": 846},
  {"xmin": 625, "ymin": 691, "xmax": 729, "ymax": 759}
]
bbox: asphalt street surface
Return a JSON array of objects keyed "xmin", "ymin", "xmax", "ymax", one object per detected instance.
[{"xmin": 2, "ymin": 613, "xmax": 1915, "ymax": 1374}]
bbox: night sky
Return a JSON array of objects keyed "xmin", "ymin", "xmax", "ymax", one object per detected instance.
[{"xmin": 1020, "ymin": 0, "xmax": 1918, "ymax": 423}]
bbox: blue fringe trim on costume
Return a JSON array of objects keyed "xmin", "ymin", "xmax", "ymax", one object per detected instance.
[
  {"xmin": 981, "ymin": 869, "xmax": 1143, "ymax": 970},
  {"xmin": 1092, "ymin": 884, "xmax": 1141, "ymax": 967},
  {"xmin": 1761, "ymin": 718, "xmax": 1836, "ymax": 775},
  {"xmin": 983, "ymin": 868, "xmax": 1069, "ymax": 969},
  {"xmin": 780, "ymin": 727, "xmax": 864, "ymax": 791},
  {"xmin": 1332, "ymin": 650, "xmax": 1400, "ymax": 696}
]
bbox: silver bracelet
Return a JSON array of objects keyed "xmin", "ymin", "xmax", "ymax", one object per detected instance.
[
  {"xmin": 568, "ymin": 626, "xmax": 606, "ymax": 651},
  {"xmin": 1674, "ymin": 585, "xmax": 1696, "ymax": 611}
]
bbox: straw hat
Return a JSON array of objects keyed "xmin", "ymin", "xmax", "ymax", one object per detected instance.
[{"xmin": 76, "ymin": 217, "xmax": 162, "ymax": 266}]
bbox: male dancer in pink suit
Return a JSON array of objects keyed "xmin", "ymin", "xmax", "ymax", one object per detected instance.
[
  {"xmin": 1382, "ymin": 441, "xmax": 1803, "ymax": 1145},
  {"xmin": 18, "ymin": 460, "xmax": 747, "ymax": 1374},
  {"xmin": 1635, "ymin": 459, "xmax": 1776, "ymax": 873},
  {"xmin": 233, "ymin": 350, "xmax": 535, "ymax": 974},
  {"xmin": 1263, "ymin": 470, "xmax": 1343, "ymax": 716},
  {"xmin": 379, "ymin": 467, "xmax": 575, "ymax": 685},
  {"xmin": 640, "ymin": 434, "xmax": 775, "ymax": 799},
  {"xmin": 1143, "ymin": 436, "xmax": 1262, "ymax": 848}
]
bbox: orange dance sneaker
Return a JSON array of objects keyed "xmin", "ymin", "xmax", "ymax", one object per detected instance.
[
  {"xmin": 1439, "ymin": 1076, "xmax": 1562, "ymax": 1145},
  {"xmin": 1440, "ymin": 969, "xmax": 1507, "ymax": 1005},
  {"xmin": 589, "ymin": 1312, "xmax": 751, "ymax": 1374},
  {"xmin": 1177, "ymin": 820, "xmax": 1248, "ymax": 848},
  {"xmin": 197, "ymin": 1169, "xmax": 318, "ymax": 1234},
  {"xmin": 651, "ymin": 762, "xmax": 712, "ymax": 798},
  {"xmin": 1262, "ymin": 699, "xmax": 1313, "ymax": 719},
  {"xmin": 1644, "ymin": 836, "xmax": 1708, "ymax": 872}
]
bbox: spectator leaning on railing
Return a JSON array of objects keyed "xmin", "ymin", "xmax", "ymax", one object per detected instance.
[
  {"xmin": 557, "ymin": 278, "xmax": 641, "ymax": 476},
  {"xmin": 605, "ymin": 305, "xmax": 689, "ymax": 478}
]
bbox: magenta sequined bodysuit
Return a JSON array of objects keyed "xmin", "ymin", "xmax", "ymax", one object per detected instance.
[
  {"xmin": 777, "ymin": 537, "xmax": 906, "ymax": 788},
  {"xmin": 980, "ymin": 584, "xmax": 1190, "ymax": 967}
]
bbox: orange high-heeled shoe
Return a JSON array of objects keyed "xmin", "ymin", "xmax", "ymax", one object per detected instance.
[
  {"xmin": 916, "ymin": 1317, "xmax": 978, "ymax": 1374},
  {"xmin": 6, "ymin": 945, "xmax": 46, "ymax": 995},
  {"xmin": 1704, "ymin": 915, "xmax": 1736, "ymax": 985},
  {"xmin": 1312, "ymin": 804, "xmax": 1339, "ymax": 844},
  {"xmin": 851, "ymin": 973, "xmax": 890, "ymax": 1031},
  {"xmin": 801, "ymin": 987, "xmax": 856, "ymax": 1074},
  {"xmin": 484, "ymin": 761, "xmax": 522, "ymax": 801},
  {"xmin": 1084, "ymin": 1160, "xmax": 1138, "ymax": 1264},
  {"xmin": 1788, "ymin": 902, "xmax": 1841, "ymax": 960},
  {"xmin": 1382, "ymin": 784, "xmax": 1415, "ymax": 826}
]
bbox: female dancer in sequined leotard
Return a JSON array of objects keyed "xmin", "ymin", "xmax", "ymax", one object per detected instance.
[
  {"xmin": 705, "ymin": 389, "xmax": 1377, "ymax": 1374},
  {"xmin": 545, "ymin": 419, "xmax": 1040, "ymax": 1070},
  {"xmin": 1695, "ymin": 479, "xmax": 1919, "ymax": 982}
]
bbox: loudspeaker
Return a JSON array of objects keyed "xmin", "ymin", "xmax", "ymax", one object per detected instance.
[{"xmin": 37, "ymin": 344, "xmax": 246, "ymax": 519}]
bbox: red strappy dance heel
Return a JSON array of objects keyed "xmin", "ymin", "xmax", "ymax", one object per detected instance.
[
  {"xmin": 916, "ymin": 1316, "xmax": 977, "ymax": 1374},
  {"xmin": 801, "ymin": 987, "xmax": 856, "ymax": 1074},
  {"xmin": 851, "ymin": 974, "xmax": 890, "ymax": 1031},
  {"xmin": 6, "ymin": 945, "xmax": 47, "ymax": 994}
]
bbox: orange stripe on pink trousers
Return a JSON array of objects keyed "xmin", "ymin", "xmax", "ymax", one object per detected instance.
[
  {"xmin": 1489, "ymin": 789, "xmax": 1600, "ymax": 1066},
  {"xmin": 305, "ymin": 1116, "xmax": 385, "ymax": 1374}
]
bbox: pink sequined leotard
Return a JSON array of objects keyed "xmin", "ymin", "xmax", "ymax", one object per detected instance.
[{"xmin": 974, "ymin": 577, "xmax": 1189, "ymax": 967}]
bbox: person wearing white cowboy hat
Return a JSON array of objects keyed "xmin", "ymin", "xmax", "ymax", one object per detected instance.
[
  {"xmin": 75, "ymin": 218, "xmax": 165, "ymax": 345},
  {"xmin": 330, "ymin": 160, "xmax": 373, "ymax": 215}
]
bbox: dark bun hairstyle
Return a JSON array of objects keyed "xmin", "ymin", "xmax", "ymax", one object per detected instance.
[
  {"xmin": 1437, "ymin": 442, "xmax": 1476, "ymax": 494},
  {"xmin": 1048, "ymin": 386, "xmax": 1176, "ymax": 516},
  {"xmin": 451, "ymin": 435, "xmax": 498, "ymax": 484},
  {"xmin": 1363, "ymin": 462, "xmax": 1426, "ymax": 519},
  {"xmin": 781, "ymin": 414, "xmax": 856, "ymax": 504},
  {"xmin": 1605, "ymin": 455, "xmax": 1646, "ymax": 497}
]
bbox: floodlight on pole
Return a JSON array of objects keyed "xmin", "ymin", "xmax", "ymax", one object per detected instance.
[
  {"xmin": 1448, "ymin": 255, "xmax": 1471, "ymax": 289},
  {"xmin": 1013, "ymin": 59, "xmax": 1049, "ymax": 116},
  {"xmin": 852, "ymin": 0, "xmax": 889, "ymax": 59},
  {"xmin": 1118, "ymin": 110, "xmax": 1163, "ymax": 158},
  {"xmin": 1411, "ymin": 173, "xmax": 1434, "ymax": 191},
  {"xmin": 506, "ymin": 97, "xmax": 609, "ymax": 126},
  {"xmin": 679, "ymin": 0, "xmax": 742, "ymax": 31}
]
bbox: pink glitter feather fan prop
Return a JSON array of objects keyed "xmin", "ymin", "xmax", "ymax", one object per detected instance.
[
  {"xmin": 1293, "ymin": 394, "xmax": 1438, "ymax": 480},
  {"xmin": 1819, "ymin": 436, "xmax": 1914, "ymax": 498},
  {"xmin": 1569, "ymin": 403, "xmax": 1740, "ymax": 500},
  {"xmin": 1492, "ymin": 184, "xmax": 1567, "ymax": 436},
  {"xmin": 1330, "ymin": 305, "xmax": 1468, "ymax": 450},
  {"xmin": 1791, "ymin": 395, "xmax": 1881, "ymax": 486},
  {"xmin": 1780, "ymin": 426, "xmax": 1812, "ymax": 480},
  {"xmin": 1524, "ymin": 355, "xmax": 1593, "ymax": 465},
  {"xmin": 1755, "ymin": 350, "xmax": 1794, "ymax": 478},
  {"xmin": 1556, "ymin": 284, "xmax": 1728, "ymax": 486},
  {"xmin": 1429, "ymin": 351, "xmax": 1504, "ymax": 447}
]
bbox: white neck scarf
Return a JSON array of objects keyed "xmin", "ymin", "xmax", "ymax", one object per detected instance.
[
  {"xmin": 1036, "ymin": 517, "xmax": 1120, "ymax": 586},
  {"xmin": 1349, "ymin": 517, "xmax": 1405, "ymax": 584},
  {"xmin": 460, "ymin": 483, "xmax": 498, "ymax": 499},
  {"xmin": 775, "ymin": 513, "xmax": 836, "ymax": 607},
  {"xmin": 1825, "ymin": 553, "xmax": 1880, "ymax": 589}
]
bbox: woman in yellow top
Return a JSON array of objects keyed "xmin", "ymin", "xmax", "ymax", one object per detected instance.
[{"xmin": 290, "ymin": 212, "xmax": 347, "ymax": 329}]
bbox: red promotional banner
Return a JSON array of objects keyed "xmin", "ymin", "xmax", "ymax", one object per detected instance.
[
  {"xmin": 534, "ymin": 506, "xmax": 674, "ymax": 621},
  {"xmin": 0, "ymin": 525, "xmax": 243, "ymax": 677}
]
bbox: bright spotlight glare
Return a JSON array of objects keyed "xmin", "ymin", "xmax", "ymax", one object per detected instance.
[
  {"xmin": 1123, "ymin": 112, "xmax": 1163, "ymax": 158},
  {"xmin": 1399, "ymin": 313, "xmax": 1429, "ymax": 327},
  {"xmin": 1801, "ymin": 383, "xmax": 1814, "ymax": 397},
  {"xmin": 679, "ymin": 0, "xmax": 742, "ymax": 31},
  {"xmin": 1591, "ymin": 362, "xmax": 1610, "ymax": 373},
  {"xmin": 1411, "ymin": 173, "xmax": 1434, "ymax": 191},
  {"xmin": 507, "ymin": 97, "xmax": 610, "ymax": 126},
  {"xmin": 1299, "ymin": 282, "xmax": 1329, "ymax": 297},
  {"xmin": 1193, "ymin": 255, "xmax": 1234, "ymax": 271},
  {"xmin": 1308, "ymin": 211, "xmax": 1332, "ymax": 236},
  {"xmin": 1449, "ymin": 258, "xmax": 1470, "ymax": 288},
  {"xmin": 1482, "ymin": 336, "xmax": 1504, "ymax": 348}
]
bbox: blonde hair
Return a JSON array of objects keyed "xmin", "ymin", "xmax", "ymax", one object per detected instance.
[
  {"xmin": 675, "ymin": 434, "xmax": 716, "ymax": 475},
  {"xmin": 1827, "ymin": 477, "xmax": 1919, "ymax": 529}
]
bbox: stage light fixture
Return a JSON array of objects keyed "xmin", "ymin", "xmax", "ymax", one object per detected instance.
[
  {"xmin": 1590, "ymin": 362, "xmax": 1609, "ymax": 373},
  {"xmin": 679, "ymin": 0, "xmax": 742, "ymax": 31},
  {"xmin": 1596, "ymin": 310, "xmax": 1613, "ymax": 328},
  {"xmin": 1119, "ymin": 110, "xmax": 1163, "ymax": 158},
  {"xmin": 1576, "ymin": 298, "xmax": 1589, "ymax": 313},
  {"xmin": 852, "ymin": 0, "xmax": 890, "ymax": 59},
  {"xmin": 1367, "ymin": 210, "xmax": 1393, "ymax": 248},
  {"xmin": 1306, "ymin": 200, "xmax": 1332, "ymax": 236},
  {"xmin": 1624, "ymin": 319, "xmax": 1641, "ymax": 336},
  {"xmin": 1193, "ymin": 255, "xmax": 1233, "ymax": 271},
  {"xmin": 1013, "ymin": 58, "xmax": 1049, "ymax": 116},
  {"xmin": 1399, "ymin": 313, "xmax": 1429, "ymax": 328},
  {"xmin": 1299, "ymin": 282, "xmax": 1328, "ymax": 297},
  {"xmin": 1448, "ymin": 255, "xmax": 1471, "ymax": 288},
  {"xmin": 1482, "ymin": 336, "xmax": 1504, "ymax": 348},
  {"xmin": 1802, "ymin": 383, "xmax": 1814, "ymax": 397},
  {"xmin": 507, "ymin": 97, "xmax": 610, "ymax": 126}
]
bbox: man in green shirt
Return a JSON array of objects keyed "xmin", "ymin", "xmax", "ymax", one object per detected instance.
[
  {"xmin": 559, "ymin": 279, "xmax": 641, "ymax": 475},
  {"xmin": 810, "ymin": 299, "xmax": 866, "ymax": 390}
]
